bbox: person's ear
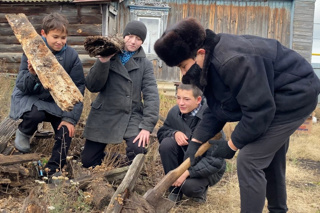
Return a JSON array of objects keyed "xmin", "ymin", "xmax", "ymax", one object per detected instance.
[
  {"xmin": 197, "ymin": 48, "xmax": 205, "ymax": 55},
  {"xmin": 40, "ymin": 29, "xmax": 46, "ymax": 37},
  {"xmin": 196, "ymin": 95, "xmax": 202, "ymax": 105}
]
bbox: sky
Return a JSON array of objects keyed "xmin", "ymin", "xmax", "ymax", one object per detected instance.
[{"xmin": 312, "ymin": 0, "xmax": 320, "ymax": 63}]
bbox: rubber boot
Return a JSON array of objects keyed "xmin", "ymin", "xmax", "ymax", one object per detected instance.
[{"xmin": 14, "ymin": 129, "xmax": 32, "ymax": 153}]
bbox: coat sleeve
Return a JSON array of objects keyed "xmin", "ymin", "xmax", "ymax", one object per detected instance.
[
  {"xmin": 157, "ymin": 107, "xmax": 178, "ymax": 143},
  {"xmin": 85, "ymin": 58, "xmax": 111, "ymax": 93},
  {"xmin": 192, "ymin": 107, "xmax": 226, "ymax": 143},
  {"xmin": 62, "ymin": 52, "xmax": 85, "ymax": 125},
  {"xmin": 15, "ymin": 53, "xmax": 42, "ymax": 95},
  {"xmin": 188, "ymin": 152, "xmax": 225, "ymax": 179},
  {"xmin": 139, "ymin": 59, "xmax": 160, "ymax": 132},
  {"xmin": 220, "ymin": 55, "xmax": 276, "ymax": 148}
]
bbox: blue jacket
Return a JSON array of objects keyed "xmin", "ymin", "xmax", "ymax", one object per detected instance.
[
  {"xmin": 193, "ymin": 29, "xmax": 320, "ymax": 149},
  {"xmin": 10, "ymin": 46, "xmax": 85, "ymax": 125}
]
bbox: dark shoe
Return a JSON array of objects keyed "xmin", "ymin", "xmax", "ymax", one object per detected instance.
[
  {"xmin": 192, "ymin": 186, "xmax": 208, "ymax": 203},
  {"xmin": 168, "ymin": 192, "xmax": 183, "ymax": 203},
  {"xmin": 14, "ymin": 129, "xmax": 32, "ymax": 153}
]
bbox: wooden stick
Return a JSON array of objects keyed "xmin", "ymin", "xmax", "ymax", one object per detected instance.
[
  {"xmin": 105, "ymin": 154, "xmax": 145, "ymax": 213},
  {"xmin": 0, "ymin": 153, "xmax": 40, "ymax": 166},
  {"xmin": 5, "ymin": 13, "xmax": 83, "ymax": 111}
]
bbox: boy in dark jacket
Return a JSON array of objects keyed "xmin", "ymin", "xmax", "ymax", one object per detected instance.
[
  {"xmin": 154, "ymin": 18, "xmax": 320, "ymax": 212},
  {"xmin": 157, "ymin": 84, "xmax": 226, "ymax": 203},
  {"xmin": 81, "ymin": 20, "xmax": 159, "ymax": 168},
  {"xmin": 10, "ymin": 13, "xmax": 85, "ymax": 176}
]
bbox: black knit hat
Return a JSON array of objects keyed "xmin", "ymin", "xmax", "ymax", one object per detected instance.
[
  {"xmin": 154, "ymin": 17, "xmax": 206, "ymax": 67},
  {"xmin": 123, "ymin": 20, "xmax": 147, "ymax": 42}
]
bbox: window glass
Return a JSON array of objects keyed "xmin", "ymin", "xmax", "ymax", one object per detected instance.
[{"xmin": 138, "ymin": 17, "xmax": 161, "ymax": 54}]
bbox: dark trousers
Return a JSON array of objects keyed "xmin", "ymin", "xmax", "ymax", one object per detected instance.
[
  {"xmin": 19, "ymin": 105, "xmax": 72, "ymax": 175},
  {"xmin": 159, "ymin": 137, "xmax": 209, "ymax": 198},
  {"xmin": 237, "ymin": 117, "xmax": 306, "ymax": 213},
  {"xmin": 81, "ymin": 136, "xmax": 147, "ymax": 168}
]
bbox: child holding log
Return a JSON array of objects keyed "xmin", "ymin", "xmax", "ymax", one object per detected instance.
[
  {"xmin": 10, "ymin": 13, "xmax": 85, "ymax": 177},
  {"xmin": 81, "ymin": 20, "xmax": 159, "ymax": 168}
]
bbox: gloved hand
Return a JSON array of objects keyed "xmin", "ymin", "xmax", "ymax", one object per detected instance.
[
  {"xmin": 184, "ymin": 140, "xmax": 202, "ymax": 166},
  {"xmin": 209, "ymin": 139, "xmax": 236, "ymax": 159}
]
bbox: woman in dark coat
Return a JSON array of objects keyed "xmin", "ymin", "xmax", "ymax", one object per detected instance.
[
  {"xmin": 82, "ymin": 20, "xmax": 159, "ymax": 167},
  {"xmin": 154, "ymin": 17, "xmax": 320, "ymax": 212}
]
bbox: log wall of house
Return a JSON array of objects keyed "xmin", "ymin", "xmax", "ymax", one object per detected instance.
[{"xmin": 0, "ymin": 3, "xmax": 103, "ymax": 75}]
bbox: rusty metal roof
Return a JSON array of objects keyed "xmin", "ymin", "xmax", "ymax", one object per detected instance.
[
  {"xmin": 0, "ymin": 0, "xmax": 117, "ymax": 2},
  {"xmin": 1, "ymin": 0, "xmax": 73, "ymax": 2}
]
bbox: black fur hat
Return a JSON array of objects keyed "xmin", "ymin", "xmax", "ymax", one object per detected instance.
[{"xmin": 154, "ymin": 17, "xmax": 206, "ymax": 67}]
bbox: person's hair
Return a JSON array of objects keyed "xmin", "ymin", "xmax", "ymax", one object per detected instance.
[
  {"xmin": 177, "ymin": 83, "xmax": 203, "ymax": 98},
  {"xmin": 42, "ymin": 13, "xmax": 69, "ymax": 34}
]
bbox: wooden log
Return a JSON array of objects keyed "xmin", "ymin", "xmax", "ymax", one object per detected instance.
[
  {"xmin": 0, "ymin": 153, "xmax": 40, "ymax": 166},
  {"xmin": 88, "ymin": 179, "xmax": 115, "ymax": 210},
  {"xmin": 74, "ymin": 166, "xmax": 129, "ymax": 190},
  {"xmin": 0, "ymin": 164, "xmax": 30, "ymax": 177},
  {"xmin": 0, "ymin": 116, "xmax": 20, "ymax": 153},
  {"xmin": 105, "ymin": 154, "xmax": 145, "ymax": 213},
  {"xmin": 5, "ymin": 13, "xmax": 83, "ymax": 111}
]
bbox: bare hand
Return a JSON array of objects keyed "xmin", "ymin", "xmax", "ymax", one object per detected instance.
[
  {"xmin": 174, "ymin": 131, "xmax": 189, "ymax": 146},
  {"xmin": 58, "ymin": 121, "xmax": 75, "ymax": 138},
  {"xmin": 27, "ymin": 60, "xmax": 36, "ymax": 75},
  {"xmin": 172, "ymin": 170, "xmax": 189, "ymax": 187},
  {"xmin": 133, "ymin": 129, "xmax": 150, "ymax": 147},
  {"xmin": 96, "ymin": 53, "xmax": 116, "ymax": 63}
]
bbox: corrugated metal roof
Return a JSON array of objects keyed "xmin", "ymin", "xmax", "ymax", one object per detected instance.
[{"xmin": 1, "ymin": 0, "xmax": 73, "ymax": 2}]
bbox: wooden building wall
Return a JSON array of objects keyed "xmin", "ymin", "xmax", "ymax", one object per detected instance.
[
  {"xmin": 116, "ymin": 0, "xmax": 315, "ymax": 82},
  {"xmin": 146, "ymin": 0, "xmax": 294, "ymax": 82},
  {"xmin": 0, "ymin": 3, "xmax": 103, "ymax": 75}
]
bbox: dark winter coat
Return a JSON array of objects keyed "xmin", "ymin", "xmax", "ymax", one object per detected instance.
[
  {"xmin": 10, "ymin": 46, "xmax": 85, "ymax": 125},
  {"xmin": 193, "ymin": 29, "xmax": 320, "ymax": 149},
  {"xmin": 83, "ymin": 47, "xmax": 159, "ymax": 144},
  {"xmin": 157, "ymin": 100, "xmax": 226, "ymax": 186}
]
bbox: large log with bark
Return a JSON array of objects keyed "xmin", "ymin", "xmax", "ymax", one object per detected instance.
[
  {"xmin": 5, "ymin": 13, "xmax": 83, "ymax": 111},
  {"xmin": 0, "ymin": 116, "xmax": 20, "ymax": 153}
]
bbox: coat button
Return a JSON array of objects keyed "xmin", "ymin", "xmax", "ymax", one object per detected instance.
[{"xmin": 126, "ymin": 95, "xmax": 130, "ymax": 98}]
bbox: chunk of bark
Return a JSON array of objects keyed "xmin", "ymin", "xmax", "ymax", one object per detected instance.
[
  {"xmin": 88, "ymin": 179, "xmax": 115, "ymax": 210},
  {"xmin": 5, "ymin": 13, "xmax": 83, "ymax": 111},
  {"xmin": 0, "ymin": 116, "xmax": 19, "ymax": 153},
  {"xmin": 84, "ymin": 35, "xmax": 124, "ymax": 57}
]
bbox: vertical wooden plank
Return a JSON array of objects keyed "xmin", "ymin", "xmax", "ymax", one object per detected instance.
[
  {"xmin": 230, "ymin": 1, "xmax": 239, "ymax": 35},
  {"xmin": 260, "ymin": 2, "xmax": 270, "ymax": 38},
  {"xmin": 281, "ymin": 2, "xmax": 291, "ymax": 47},
  {"xmin": 238, "ymin": 1, "xmax": 246, "ymax": 35},
  {"xmin": 245, "ymin": 2, "xmax": 255, "ymax": 35},
  {"xmin": 268, "ymin": 3, "xmax": 276, "ymax": 39},
  {"xmin": 208, "ymin": 3, "xmax": 216, "ymax": 31},
  {"xmin": 222, "ymin": 1, "xmax": 231, "ymax": 33},
  {"xmin": 216, "ymin": 2, "xmax": 224, "ymax": 33},
  {"xmin": 253, "ymin": 2, "xmax": 262, "ymax": 37}
]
